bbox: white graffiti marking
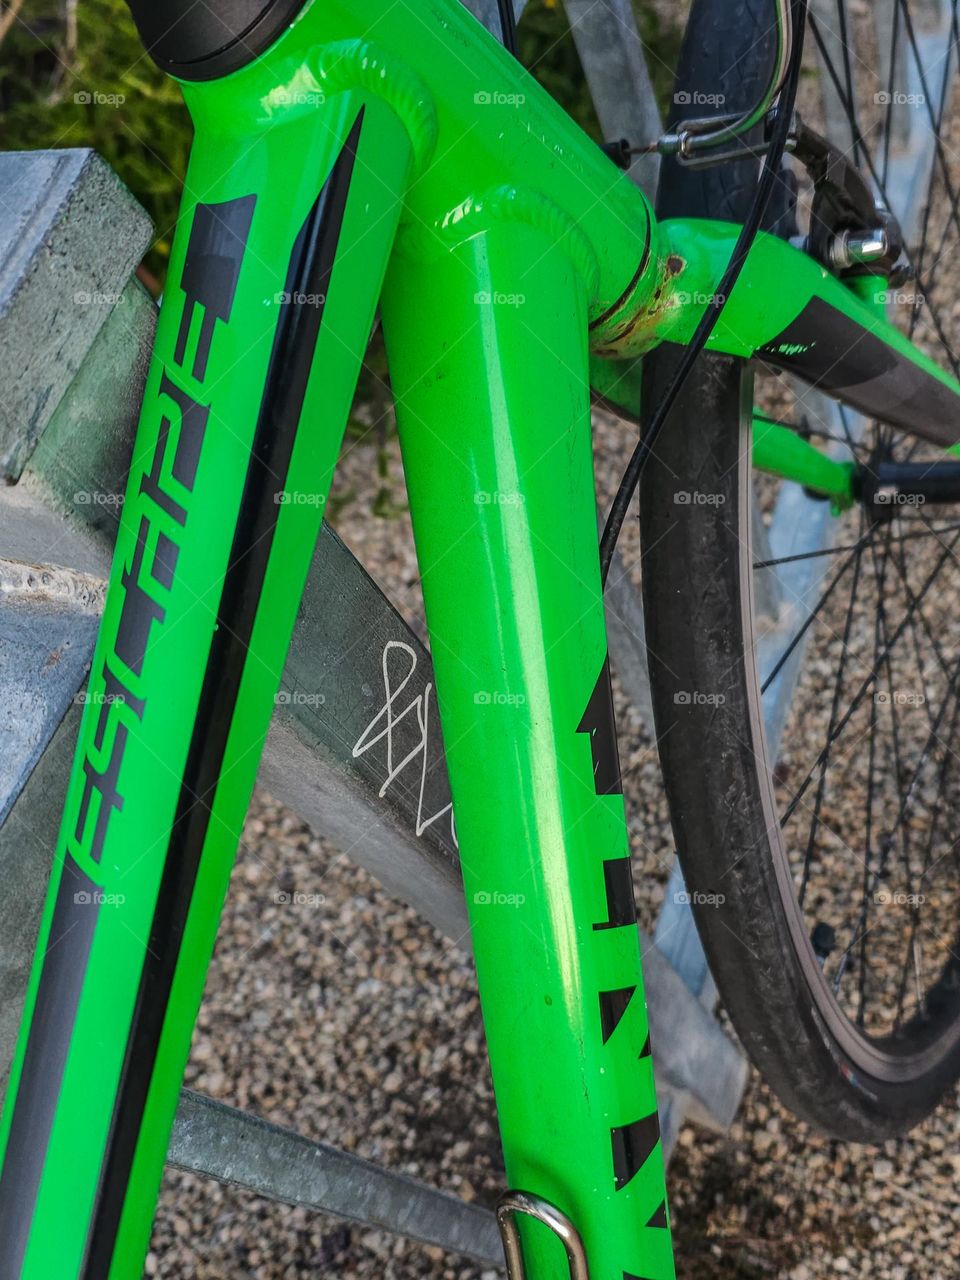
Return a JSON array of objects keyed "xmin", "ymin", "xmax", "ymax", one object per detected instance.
[{"xmin": 353, "ymin": 641, "xmax": 457, "ymax": 847}]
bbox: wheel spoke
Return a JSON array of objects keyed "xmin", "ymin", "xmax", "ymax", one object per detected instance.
[
  {"xmin": 753, "ymin": 519, "xmax": 960, "ymax": 571},
  {"xmin": 761, "ymin": 538, "xmax": 871, "ymax": 696},
  {"xmin": 780, "ymin": 525, "xmax": 960, "ymax": 827},
  {"xmin": 797, "ymin": 512, "xmax": 868, "ymax": 906}
]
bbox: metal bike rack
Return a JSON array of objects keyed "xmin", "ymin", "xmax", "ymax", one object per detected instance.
[{"xmin": 14, "ymin": 0, "xmax": 949, "ymax": 1263}]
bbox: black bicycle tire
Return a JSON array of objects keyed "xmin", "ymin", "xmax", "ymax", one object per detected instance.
[{"xmin": 639, "ymin": 0, "xmax": 960, "ymax": 1140}]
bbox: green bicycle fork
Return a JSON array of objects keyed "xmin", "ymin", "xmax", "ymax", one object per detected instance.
[{"xmin": 383, "ymin": 213, "xmax": 673, "ymax": 1278}]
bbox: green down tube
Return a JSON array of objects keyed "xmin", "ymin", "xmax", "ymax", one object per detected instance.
[
  {"xmin": 0, "ymin": 83, "xmax": 412, "ymax": 1280},
  {"xmin": 382, "ymin": 200, "xmax": 675, "ymax": 1275}
]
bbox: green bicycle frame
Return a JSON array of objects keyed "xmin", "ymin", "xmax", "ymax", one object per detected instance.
[{"xmin": 2, "ymin": 1, "xmax": 959, "ymax": 1278}]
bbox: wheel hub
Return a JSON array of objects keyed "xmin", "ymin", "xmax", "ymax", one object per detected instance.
[{"xmin": 852, "ymin": 457, "xmax": 960, "ymax": 521}]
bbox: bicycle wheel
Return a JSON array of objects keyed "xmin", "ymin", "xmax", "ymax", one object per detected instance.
[{"xmin": 642, "ymin": 0, "xmax": 960, "ymax": 1140}]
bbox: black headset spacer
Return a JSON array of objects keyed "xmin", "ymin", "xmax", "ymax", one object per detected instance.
[{"xmin": 124, "ymin": 0, "xmax": 311, "ymax": 82}]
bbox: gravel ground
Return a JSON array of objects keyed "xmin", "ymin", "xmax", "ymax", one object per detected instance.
[
  {"xmin": 148, "ymin": 393, "xmax": 960, "ymax": 1280},
  {"xmin": 150, "ymin": 790, "xmax": 960, "ymax": 1280},
  {"xmin": 149, "ymin": 11, "xmax": 960, "ymax": 1280}
]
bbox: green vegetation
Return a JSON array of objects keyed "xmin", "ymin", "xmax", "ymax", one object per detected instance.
[{"xmin": 0, "ymin": 0, "xmax": 189, "ymax": 284}]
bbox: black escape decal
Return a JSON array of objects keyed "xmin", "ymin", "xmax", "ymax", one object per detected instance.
[
  {"xmin": 757, "ymin": 295, "xmax": 960, "ymax": 447},
  {"xmin": 0, "ymin": 192, "xmax": 256, "ymax": 1280},
  {"xmin": 83, "ymin": 111, "xmax": 365, "ymax": 1277},
  {"xmin": 175, "ymin": 195, "xmax": 255, "ymax": 380},
  {"xmin": 75, "ymin": 196, "xmax": 254, "ymax": 869}
]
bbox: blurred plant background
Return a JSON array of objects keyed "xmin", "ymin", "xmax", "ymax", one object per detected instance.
[{"xmin": 0, "ymin": 0, "xmax": 189, "ymax": 287}]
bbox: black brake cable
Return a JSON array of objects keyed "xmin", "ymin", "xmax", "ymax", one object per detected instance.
[
  {"xmin": 497, "ymin": 0, "xmax": 519, "ymax": 57},
  {"xmin": 598, "ymin": 0, "xmax": 808, "ymax": 586}
]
